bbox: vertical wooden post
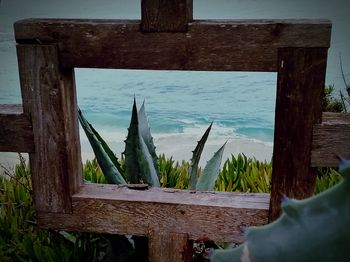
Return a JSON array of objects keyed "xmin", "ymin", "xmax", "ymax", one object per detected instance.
[
  {"xmin": 141, "ymin": 0, "xmax": 193, "ymax": 32},
  {"xmin": 17, "ymin": 44, "xmax": 82, "ymax": 213},
  {"xmin": 269, "ymin": 47, "xmax": 328, "ymax": 221},
  {"xmin": 148, "ymin": 231, "xmax": 192, "ymax": 262},
  {"xmin": 141, "ymin": 1, "xmax": 194, "ymax": 260}
]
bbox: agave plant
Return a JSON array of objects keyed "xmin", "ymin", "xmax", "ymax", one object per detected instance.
[
  {"xmin": 78, "ymin": 99, "xmax": 227, "ymax": 261},
  {"xmin": 210, "ymin": 158, "xmax": 350, "ymax": 262},
  {"xmin": 78, "ymin": 109, "xmax": 126, "ymax": 185},
  {"xmin": 78, "ymin": 98, "xmax": 226, "ymax": 191}
]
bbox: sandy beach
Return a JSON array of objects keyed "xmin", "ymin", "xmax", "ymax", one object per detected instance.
[
  {"xmin": 80, "ymin": 132, "xmax": 273, "ymax": 167},
  {"xmin": 154, "ymin": 134, "xmax": 273, "ymax": 166},
  {"xmin": 0, "ymin": 131, "xmax": 273, "ymax": 176}
]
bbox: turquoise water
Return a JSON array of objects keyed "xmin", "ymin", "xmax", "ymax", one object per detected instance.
[
  {"xmin": 0, "ymin": 0, "xmax": 349, "ymax": 148},
  {"xmin": 75, "ymin": 69, "xmax": 276, "ymax": 142}
]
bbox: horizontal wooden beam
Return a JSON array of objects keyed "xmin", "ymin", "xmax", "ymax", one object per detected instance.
[
  {"xmin": 14, "ymin": 19, "xmax": 331, "ymax": 72},
  {"xmin": 37, "ymin": 184, "xmax": 270, "ymax": 243},
  {"xmin": 311, "ymin": 112, "xmax": 350, "ymax": 167},
  {"xmin": 0, "ymin": 104, "xmax": 34, "ymax": 152}
]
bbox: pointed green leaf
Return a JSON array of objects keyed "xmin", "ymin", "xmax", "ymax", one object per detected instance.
[
  {"xmin": 124, "ymin": 99, "xmax": 160, "ymax": 187},
  {"xmin": 189, "ymin": 123, "xmax": 213, "ymax": 189},
  {"xmin": 139, "ymin": 133, "xmax": 160, "ymax": 187},
  {"xmin": 138, "ymin": 100, "xmax": 159, "ymax": 177},
  {"xmin": 88, "ymin": 120, "xmax": 124, "ymax": 175},
  {"xmin": 59, "ymin": 231, "xmax": 76, "ymax": 244},
  {"xmin": 78, "ymin": 109, "xmax": 126, "ymax": 184},
  {"xmin": 196, "ymin": 141, "xmax": 227, "ymax": 191},
  {"xmin": 124, "ymin": 99, "xmax": 141, "ymax": 184}
]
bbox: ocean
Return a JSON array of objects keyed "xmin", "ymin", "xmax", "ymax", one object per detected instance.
[{"xmin": 0, "ymin": 0, "xmax": 349, "ymax": 168}]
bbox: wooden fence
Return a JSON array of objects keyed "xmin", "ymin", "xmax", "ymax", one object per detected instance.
[{"xmin": 1, "ymin": 0, "xmax": 350, "ymax": 261}]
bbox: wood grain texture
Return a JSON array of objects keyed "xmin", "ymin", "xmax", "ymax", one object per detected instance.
[
  {"xmin": 37, "ymin": 184, "xmax": 270, "ymax": 243},
  {"xmin": 148, "ymin": 231, "xmax": 191, "ymax": 262},
  {"xmin": 17, "ymin": 44, "xmax": 82, "ymax": 213},
  {"xmin": 141, "ymin": 0, "xmax": 193, "ymax": 32},
  {"xmin": 311, "ymin": 112, "xmax": 350, "ymax": 167},
  {"xmin": 14, "ymin": 19, "xmax": 331, "ymax": 71},
  {"xmin": 0, "ymin": 104, "xmax": 34, "ymax": 152},
  {"xmin": 269, "ymin": 47, "xmax": 328, "ymax": 221}
]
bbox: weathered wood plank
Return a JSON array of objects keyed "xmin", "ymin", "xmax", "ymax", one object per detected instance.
[
  {"xmin": 0, "ymin": 104, "xmax": 34, "ymax": 152},
  {"xmin": 37, "ymin": 184, "xmax": 270, "ymax": 243},
  {"xmin": 269, "ymin": 47, "xmax": 328, "ymax": 221},
  {"xmin": 311, "ymin": 112, "xmax": 350, "ymax": 167},
  {"xmin": 0, "ymin": 104, "xmax": 24, "ymax": 114},
  {"xmin": 14, "ymin": 19, "xmax": 331, "ymax": 71},
  {"xmin": 141, "ymin": 0, "xmax": 193, "ymax": 32},
  {"xmin": 148, "ymin": 231, "xmax": 191, "ymax": 262},
  {"xmin": 17, "ymin": 44, "xmax": 82, "ymax": 213}
]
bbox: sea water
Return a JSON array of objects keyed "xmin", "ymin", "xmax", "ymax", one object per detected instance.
[
  {"xmin": 76, "ymin": 69, "xmax": 276, "ymax": 142},
  {"xmin": 0, "ymin": 0, "xmax": 349, "ymax": 167},
  {"xmin": 75, "ymin": 69, "xmax": 276, "ymax": 164}
]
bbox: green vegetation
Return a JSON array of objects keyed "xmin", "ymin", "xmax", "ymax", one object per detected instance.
[
  {"xmin": 339, "ymin": 57, "xmax": 350, "ymax": 113},
  {"xmin": 0, "ymin": 156, "xmax": 109, "ymax": 261},
  {"xmin": 211, "ymin": 159, "xmax": 350, "ymax": 262},
  {"xmin": 158, "ymin": 154, "xmax": 190, "ymax": 189},
  {"xmin": 322, "ymin": 63, "xmax": 350, "ymax": 113},
  {"xmin": 323, "ymin": 85, "xmax": 346, "ymax": 113},
  {"xmin": 0, "ymin": 154, "xmax": 342, "ymax": 261},
  {"xmin": 78, "ymin": 99, "xmax": 226, "ymax": 191},
  {"xmin": 1, "ymin": 84, "xmax": 347, "ymax": 261},
  {"xmin": 159, "ymin": 153, "xmax": 341, "ymax": 195},
  {"xmin": 209, "ymin": 73, "xmax": 350, "ymax": 261},
  {"xmin": 215, "ymin": 154, "xmax": 272, "ymax": 193}
]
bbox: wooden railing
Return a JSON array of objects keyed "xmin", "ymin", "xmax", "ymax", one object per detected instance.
[{"xmin": 1, "ymin": 0, "xmax": 349, "ymax": 261}]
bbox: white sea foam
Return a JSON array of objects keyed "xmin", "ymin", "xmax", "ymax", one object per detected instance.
[
  {"xmin": 154, "ymin": 132, "xmax": 273, "ymax": 166},
  {"xmin": 79, "ymin": 124, "xmax": 273, "ymax": 168}
]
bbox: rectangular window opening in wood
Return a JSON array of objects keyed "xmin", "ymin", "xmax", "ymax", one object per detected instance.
[{"xmin": 0, "ymin": 18, "xmax": 342, "ymax": 254}]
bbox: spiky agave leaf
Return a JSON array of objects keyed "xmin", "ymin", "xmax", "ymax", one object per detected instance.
[
  {"xmin": 138, "ymin": 100, "xmax": 159, "ymax": 177},
  {"xmin": 138, "ymin": 132, "xmax": 160, "ymax": 186},
  {"xmin": 88, "ymin": 119, "xmax": 124, "ymax": 175},
  {"xmin": 78, "ymin": 109, "xmax": 126, "ymax": 185},
  {"xmin": 124, "ymin": 99, "xmax": 142, "ymax": 183},
  {"xmin": 77, "ymin": 113, "xmax": 137, "ymax": 260},
  {"xmin": 189, "ymin": 123, "xmax": 213, "ymax": 190},
  {"xmin": 211, "ymin": 159, "xmax": 350, "ymax": 262},
  {"xmin": 124, "ymin": 99, "xmax": 160, "ymax": 187},
  {"xmin": 196, "ymin": 141, "xmax": 226, "ymax": 191}
]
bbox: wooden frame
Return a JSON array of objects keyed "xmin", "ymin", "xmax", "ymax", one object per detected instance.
[
  {"xmin": 1, "ymin": 0, "xmax": 349, "ymax": 261},
  {"xmin": 15, "ymin": 19, "xmax": 330, "ymax": 72}
]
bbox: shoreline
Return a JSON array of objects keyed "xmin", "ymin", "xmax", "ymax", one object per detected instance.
[
  {"xmin": 80, "ymin": 133, "xmax": 273, "ymax": 167},
  {"xmin": 0, "ymin": 133, "xmax": 273, "ymax": 175}
]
